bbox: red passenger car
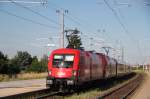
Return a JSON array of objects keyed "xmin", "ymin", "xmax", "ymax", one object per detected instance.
[{"xmin": 46, "ymin": 48, "xmax": 126, "ymax": 91}]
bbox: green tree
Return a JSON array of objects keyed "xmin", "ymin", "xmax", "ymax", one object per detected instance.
[
  {"xmin": 7, "ymin": 64, "xmax": 20, "ymax": 75},
  {"xmin": 0, "ymin": 51, "xmax": 9, "ymax": 74},
  {"xmin": 11, "ymin": 51, "xmax": 32, "ymax": 70},
  {"xmin": 26, "ymin": 56, "xmax": 41, "ymax": 72},
  {"xmin": 0, "ymin": 51, "xmax": 8, "ymax": 61},
  {"xmin": 65, "ymin": 29, "xmax": 84, "ymax": 50},
  {"xmin": 0, "ymin": 51, "xmax": 20, "ymax": 74},
  {"xmin": 26, "ymin": 55, "xmax": 47, "ymax": 73},
  {"xmin": 39, "ymin": 54, "xmax": 48, "ymax": 72}
]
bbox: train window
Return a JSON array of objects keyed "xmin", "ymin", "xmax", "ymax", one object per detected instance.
[
  {"xmin": 54, "ymin": 55, "xmax": 63, "ymax": 60},
  {"xmin": 53, "ymin": 54, "xmax": 74, "ymax": 68},
  {"xmin": 65, "ymin": 55, "xmax": 74, "ymax": 61}
]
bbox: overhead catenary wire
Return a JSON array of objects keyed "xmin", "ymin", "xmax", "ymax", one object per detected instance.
[
  {"xmin": 103, "ymin": 0, "xmax": 130, "ymax": 37},
  {"xmin": 64, "ymin": 14, "xmax": 82, "ymax": 26},
  {"xmin": 103, "ymin": 0, "xmax": 139, "ymax": 43},
  {"xmin": 48, "ymin": 1, "xmax": 118, "ymax": 53},
  {"xmin": 0, "ymin": 8, "xmax": 58, "ymax": 29},
  {"xmin": 47, "ymin": 1, "xmax": 83, "ymax": 27},
  {"xmin": 113, "ymin": 0, "xmax": 131, "ymax": 7},
  {"xmin": 103, "ymin": 0, "xmax": 143, "ymax": 63},
  {"xmin": 114, "ymin": 0, "xmax": 142, "ymax": 56},
  {"xmin": 0, "ymin": 0, "xmax": 47, "ymax": 4},
  {"xmin": 48, "ymin": 1, "xmax": 110, "ymax": 48},
  {"xmin": 8, "ymin": 0, "xmax": 59, "ymax": 25},
  {"xmin": 48, "ymin": 2, "xmax": 97, "ymax": 35},
  {"xmin": 47, "ymin": 1, "xmax": 100, "ymax": 34},
  {"xmin": 35, "ymin": 1, "xmax": 95, "ymax": 47}
]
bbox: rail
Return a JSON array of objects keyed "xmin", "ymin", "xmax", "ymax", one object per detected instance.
[
  {"xmin": 0, "ymin": 73, "xmax": 143, "ymax": 99},
  {"xmin": 96, "ymin": 73, "xmax": 143, "ymax": 99},
  {"xmin": 0, "ymin": 88, "xmax": 51, "ymax": 99}
]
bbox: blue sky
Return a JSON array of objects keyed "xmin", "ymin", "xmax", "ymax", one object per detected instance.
[{"xmin": 0, "ymin": 0, "xmax": 150, "ymax": 65}]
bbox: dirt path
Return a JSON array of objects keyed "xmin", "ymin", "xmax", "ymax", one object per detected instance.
[{"xmin": 132, "ymin": 72, "xmax": 150, "ymax": 99}]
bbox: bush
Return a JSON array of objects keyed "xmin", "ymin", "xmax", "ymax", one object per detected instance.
[
  {"xmin": 0, "ymin": 63, "xmax": 9, "ymax": 74},
  {"xmin": 7, "ymin": 64, "xmax": 21, "ymax": 75},
  {"xmin": 0, "ymin": 51, "xmax": 21, "ymax": 75},
  {"xmin": 26, "ymin": 59, "xmax": 47, "ymax": 73},
  {"xmin": 0, "ymin": 51, "xmax": 47, "ymax": 74},
  {"xmin": 0, "ymin": 64, "xmax": 20, "ymax": 75}
]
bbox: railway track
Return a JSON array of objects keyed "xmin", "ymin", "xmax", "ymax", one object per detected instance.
[
  {"xmin": 36, "ymin": 91, "xmax": 61, "ymax": 99},
  {"xmin": 0, "ymin": 88, "xmax": 51, "ymax": 99},
  {"xmin": 35, "ymin": 72, "xmax": 143, "ymax": 99},
  {"xmin": 97, "ymin": 73, "xmax": 144, "ymax": 99},
  {"xmin": 0, "ymin": 73, "xmax": 143, "ymax": 99}
]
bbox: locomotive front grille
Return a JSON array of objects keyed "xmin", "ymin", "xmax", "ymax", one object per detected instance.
[
  {"xmin": 54, "ymin": 79, "xmax": 74, "ymax": 85},
  {"xmin": 47, "ymin": 76, "xmax": 75, "ymax": 87}
]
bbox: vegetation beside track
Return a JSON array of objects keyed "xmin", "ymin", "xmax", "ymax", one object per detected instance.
[
  {"xmin": 64, "ymin": 72, "xmax": 138, "ymax": 99},
  {"xmin": 0, "ymin": 51, "xmax": 48, "ymax": 82},
  {"xmin": 0, "ymin": 51, "xmax": 47, "ymax": 79},
  {"xmin": 0, "ymin": 72, "xmax": 145, "ymax": 99},
  {"xmin": 0, "ymin": 72, "xmax": 47, "ymax": 82}
]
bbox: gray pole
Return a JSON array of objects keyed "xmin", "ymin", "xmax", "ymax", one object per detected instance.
[
  {"xmin": 60, "ymin": 9, "xmax": 64, "ymax": 48},
  {"xmin": 90, "ymin": 37, "xmax": 93, "ymax": 51},
  {"xmin": 57, "ymin": 9, "xmax": 68, "ymax": 48},
  {"xmin": 121, "ymin": 46, "xmax": 126, "ymax": 72},
  {"xmin": 122, "ymin": 47, "xmax": 124, "ymax": 63}
]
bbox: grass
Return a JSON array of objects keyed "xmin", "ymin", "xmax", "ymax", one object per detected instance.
[
  {"xmin": 64, "ymin": 73, "xmax": 137, "ymax": 99},
  {"xmin": 65, "ymin": 90, "xmax": 100, "ymax": 99},
  {"xmin": 0, "ymin": 72, "xmax": 47, "ymax": 82}
]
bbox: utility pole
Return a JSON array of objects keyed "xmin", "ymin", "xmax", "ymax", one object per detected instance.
[
  {"xmin": 121, "ymin": 47, "xmax": 124, "ymax": 63},
  {"xmin": 90, "ymin": 37, "xmax": 94, "ymax": 51},
  {"xmin": 60, "ymin": 9, "xmax": 64, "ymax": 48},
  {"xmin": 121, "ymin": 46, "xmax": 125, "ymax": 71},
  {"xmin": 56, "ymin": 9, "xmax": 68, "ymax": 48},
  {"xmin": 112, "ymin": 48, "xmax": 116, "ymax": 59}
]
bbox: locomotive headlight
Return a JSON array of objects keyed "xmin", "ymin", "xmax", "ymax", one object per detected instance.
[
  {"xmin": 67, "ymin": 80, "xmax": 74, "ymax": 85},
  {"xmin": 72, "ymin": 70, "xmax": 77, "ymax": 76},
  {"xmin": 48, "ymin": 70, "xmax": 52, "ymax": 75},
  {"xmin": 47, "ymin": 80, "xmax": 53, "ymax": 84}
]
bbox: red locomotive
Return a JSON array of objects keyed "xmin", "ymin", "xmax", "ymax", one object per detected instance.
[{"xmin": 46, "ymin": 48, "xmax": 130, "ymax": 91}]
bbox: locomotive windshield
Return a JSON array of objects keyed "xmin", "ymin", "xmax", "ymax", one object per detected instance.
[{"xmin": 53, "ymin": 54, "xmax": 74, "ymax": 68}]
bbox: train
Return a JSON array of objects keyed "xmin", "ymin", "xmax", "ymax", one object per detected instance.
[{"xmin": 46, "ymin": 48, "xmax": 131, "ymax": 91}]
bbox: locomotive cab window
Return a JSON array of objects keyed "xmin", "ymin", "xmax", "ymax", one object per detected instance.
[{"xmin": 53, "ymin": 54, "xmax": 74, "ymax": 68}]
